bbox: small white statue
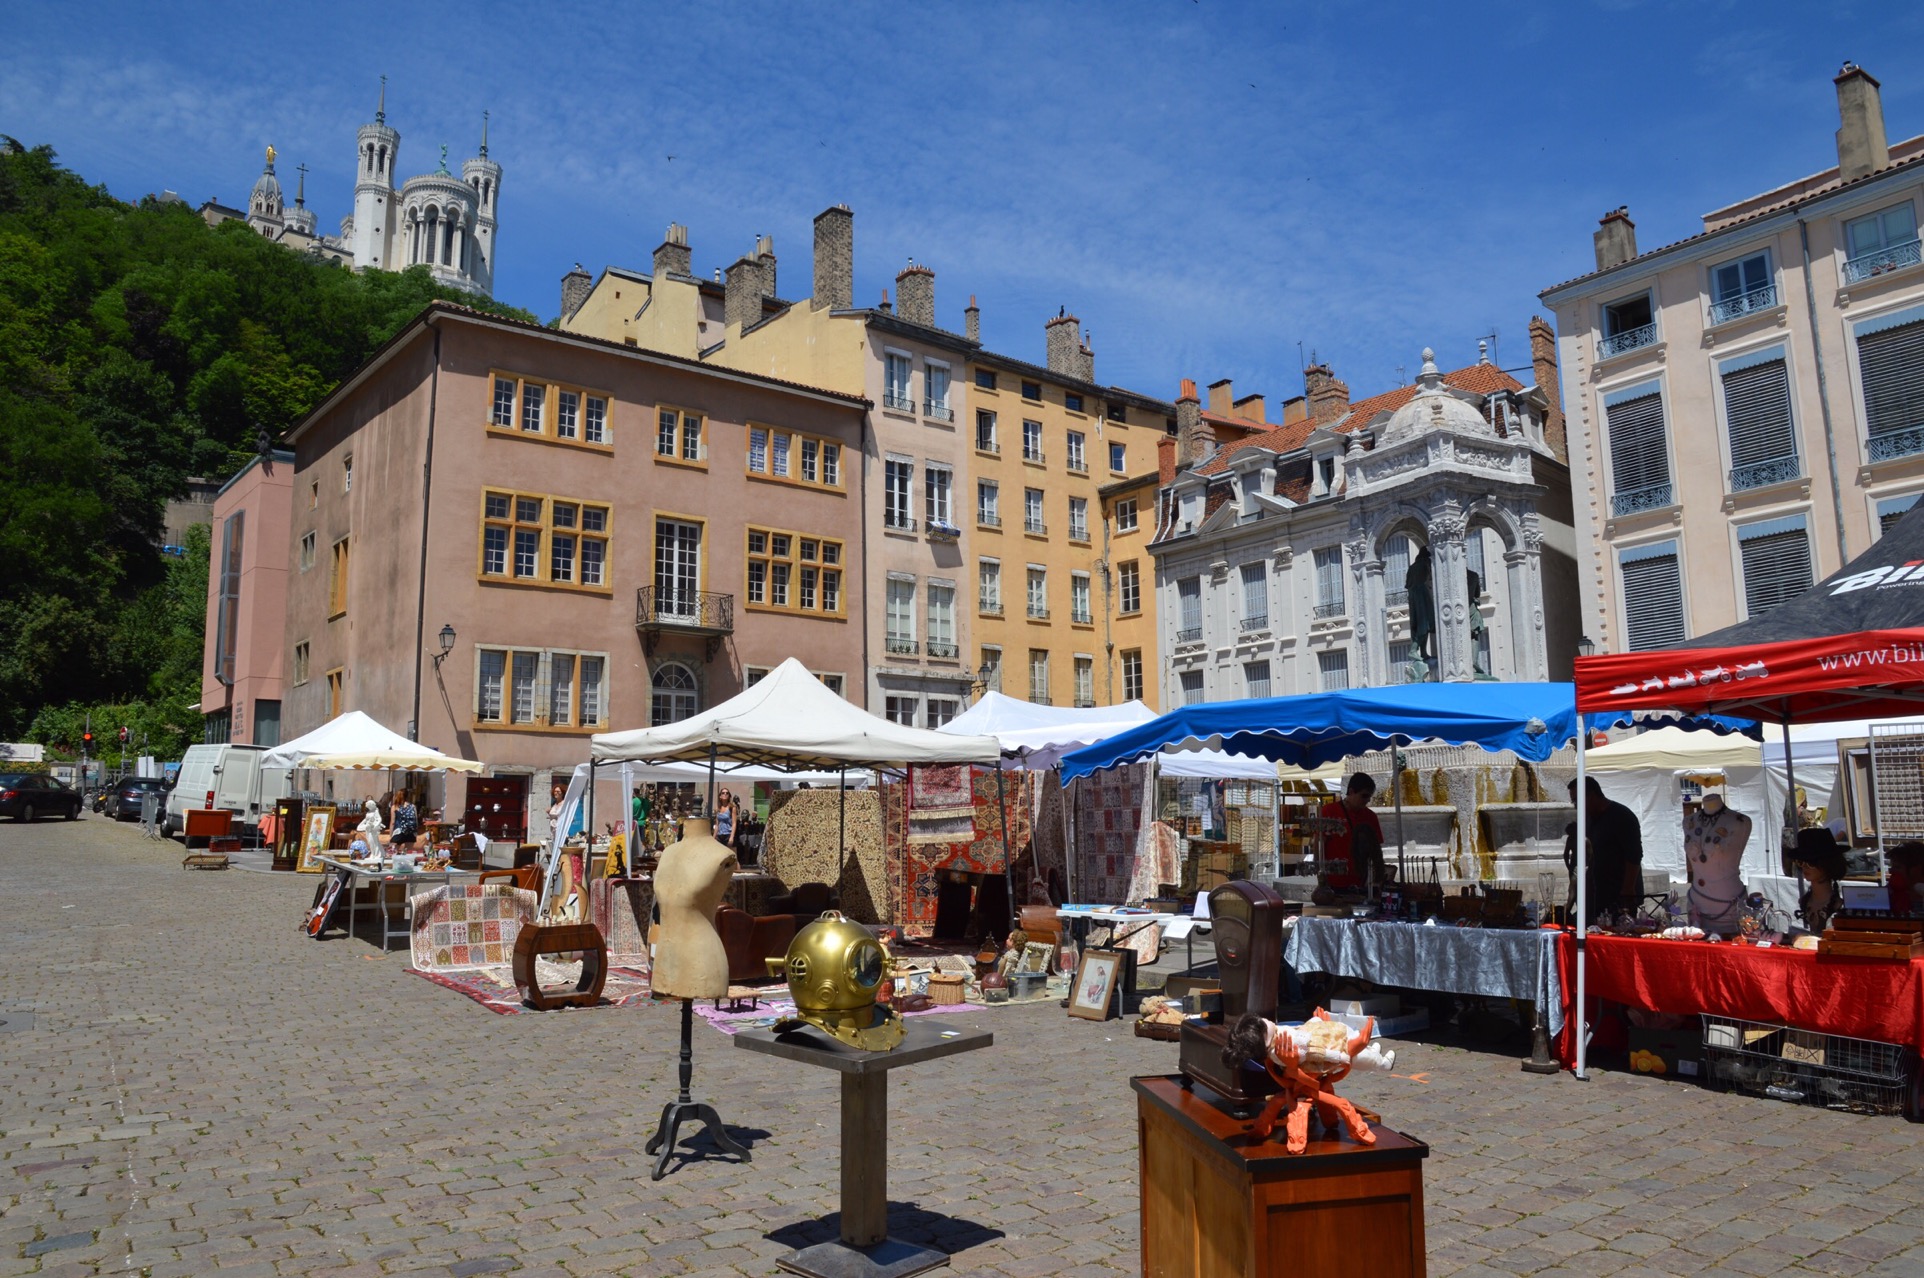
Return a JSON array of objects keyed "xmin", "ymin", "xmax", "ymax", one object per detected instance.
[{"xmin": 356, "ymin": 798, "xmax": 384, "ymax": 853}]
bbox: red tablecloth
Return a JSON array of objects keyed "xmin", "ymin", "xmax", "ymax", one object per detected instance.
[{"xmin": 1553, "ymin": 932, "xmax": 1924, "ymax": 1066}]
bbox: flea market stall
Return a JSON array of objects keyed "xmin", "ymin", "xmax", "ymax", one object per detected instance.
[{"xmin": 1572, "ymin": 505, "xmax": 1924, "ymax": 1115}]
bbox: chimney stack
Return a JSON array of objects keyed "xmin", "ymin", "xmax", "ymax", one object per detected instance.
[
  {"xmin": 724, "ymin": 254, "xmax": 764, "ymax": 333},
  {"xmin": 877, "ymin": 288, "xmax": 891, "ymax": 315},
  {"xmin": 1835, "ymin": 63, "xmax": 1890, "ymax": 182},
  {"xmin": 559, "ymin": 263, "xmax": 592, "ymax": 321},
  {"xmin": 812, "ymin": 204, "xmax": 853, "ymax": 311},
  {"xmin": 1529, "ymin": 315, "xmax": 1567, "ymax": 461},
  {"xmin": 1592, "ymin": 207, "xmax": 1638, "ymax": 271},
  {"xmin": 1176, "ymin": 378, "xmax": 1206, "ymax": 467},
  {"xmin": 896, "ymin": 261, "xmax": 934, "ymax": 327},
  {"xmin": 654, "ymin": 223, "xmax": 691, "ymax": 278},
  {"xmin": 965, "ymin": 295, "xmax": 980, "ymax": 343},
  {"xmin": 1045, "ymin": 311, "xmax": 1085, "ymax": 377},
  {"xmin": 1207, "ymin": 379, "xmax": 1234, "ymax": 415},
  {"xmin": 1232, "ymin": 393, "xmax": 1267, "ymax": 423},
  {"xmin": 755, "ymin": 234, "xmax": 777, "ymax": 298},
  {"xmin": 1304, "ymin": 363, "xmax": 1350, "ymax": 421},
  {"xmin": 1281, "ymin": 395, "xmax": 1308, "ymax": 425}
]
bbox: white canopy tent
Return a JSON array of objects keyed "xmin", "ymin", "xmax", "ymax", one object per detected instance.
[
  {"xmin": 262, "ymin": 710, "xmax": 484, "ymax": 773},
  {"xmin": 569, "ymin": 660, "xmax": 1004, "ymax": 920}
]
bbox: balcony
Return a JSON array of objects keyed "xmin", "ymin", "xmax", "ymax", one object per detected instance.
[
  {"xmin": 976, "ymin": 437, "xmax": 999, "ymax": 454},
  {"xmin": 1028, "ymin": 692, "xmax": 1051, "ymax": 706},
  {"xmin": 1239, "ymin": 614, "xmax": 1269, "ymax": 631},
  {"xmin": 924, "ymin": 400, "xmax": 955, "ymax": 422},
  {"xmin": 1844, "ymin": 238, "xmax": 1922, "ymax": 285},
  {"xmin": 1067, "ymin": 458, "xmax": 1088, "ymax": 475},
  {"xmin": 883, "ymin": 391, "xmax": 915, "ymax": 412},
  {"xmin": 1025, "ymin": 520, "xmax": 1047, "ymax": 536},
  {"xmin": 1023, "ymin": 449, "xmax": 1045, "ymax": 465},
  {"xmin": 1176, "ymin": 625, "xmax": 1202, "ymax": 643},
  {"xmin": 1068, "ymin": 526, "xmax": 1089, "ymax": 543},
  {"xmin": 1074, "ymin": 697, "xmax": 1096, "ymax": 709},
  {"xmin": 1386, "ymin": 589, "xmax": 1409, "ymax": 607},
  {"xmin": 885, "ymin": 636, "xmax": 919, "ymax": 656},
  {"xmin": 1071, "ymin": 610, "xmax": 1093, "ymax": 625},
  {"xmin": 1869, "ymin": 426, "xmax": 1924, "ymax": 463},
  {"xmin": 926, "ymin": 640, "xmax": 959, "ymax": 659},
  {"xmin": 1610, "ymin": 482, "xmax": 1674, "ymax": 516},
  {"xmin": 1028, "ymin": 606, "xmax": 1051, "ymax": 621},
  {"xmin": 979, "ymin": 600, "xmax": 1003, "ymax": 616},
  {"xmin": 1708, "ymin": 284, "xmax": 1778, "ymax": 325},
  {"xmin": 635, "ymin": 586, "xmax": 733, "ymax": 659},
  {"xmin": 1599, "ymin": 323, "xmax": 1657, "ymax": 359},
  {"xmin": 1313, "ymin": 602, "xmax": 1346, "ymax": 620},
  {"xmin": 884, "ymin": 514, "xmax": 917, "ymax": 532},
  {"xmin": 1729, "ymin": 456, "xmax": 1801, "ymax": 492},
  {"xmin": 977, "ymin": 511, "xmax": 1001, "ymax": 528}
]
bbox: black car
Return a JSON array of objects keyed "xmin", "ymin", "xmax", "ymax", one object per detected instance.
[
  {"xmin": 107, "ymin": 776, "xmax": 171, "ymax": 821},
  {"xmin": 0, "ymin": 773, "xmax": 84, "ymax": 822}
]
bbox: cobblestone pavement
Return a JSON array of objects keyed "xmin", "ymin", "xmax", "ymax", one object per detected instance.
[{"xmin": 5, "ymin": 817, "xmax": 1924, "ymax": 1278}]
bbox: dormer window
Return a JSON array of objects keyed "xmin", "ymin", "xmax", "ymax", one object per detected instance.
[{"xmin": 1315, "ymin": 455, "xmax": 1337, "ymax": 497}]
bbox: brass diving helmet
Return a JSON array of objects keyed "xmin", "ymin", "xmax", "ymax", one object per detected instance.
[{"xmin": 766, "ymin": 910, "xmax": 904, "ymax": 1051}]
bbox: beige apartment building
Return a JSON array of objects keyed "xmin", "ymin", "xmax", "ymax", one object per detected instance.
[
  {"xmin": 1540, "ymin": 64, "xmax": 1924, "ymax": 652},
  {"xmin": 559, "ymin": 208, "xmax": 1174, "ymax": 721},
  {"xmin": 275, "ymin": 301, "xmax": 867, "ymax": 820}
]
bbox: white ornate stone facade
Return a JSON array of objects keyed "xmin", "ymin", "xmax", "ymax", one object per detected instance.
[{"xmin": 1151, "ymin": 349, "xmax": 1581, "ymax": 705}]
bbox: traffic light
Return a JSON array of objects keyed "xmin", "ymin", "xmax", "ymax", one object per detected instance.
[
  {"xmin": 82, "ymin": 731, "xmax": 94, "ymax": 751},
  {"xmin": 119, "ymin": 726, "xmax": 130, "ymax": 745}
]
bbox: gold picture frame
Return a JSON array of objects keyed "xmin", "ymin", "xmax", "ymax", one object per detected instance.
[
  {"xmin": 1068, "ymin": 948, "xmax": 1123, "ymax": 1021},
  {"xmin": 1016, "ymin": 940, "xmax": 1056, "ymax": 975},
  {"xmin": 298, "ymin": 808, "xmax": 335, "ymax": 873}
]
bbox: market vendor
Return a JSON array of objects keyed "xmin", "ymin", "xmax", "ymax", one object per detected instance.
[
  {"xmin": 1789, "ymin": 827, "xmax": 1849, "ymax": 933},
  {"xmin": 1315, "ymin": 773, "xmax": 1385, "ymax": 900},
  {"xmin": 1564, "ymin": 776, "xmax": 1643, "ymax": 921}
]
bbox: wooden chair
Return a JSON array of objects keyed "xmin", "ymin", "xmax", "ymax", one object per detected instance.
[
  {"xmin": 480, "ymin": 865, "xmax": 541, "ymax": 893},
  {"xmin": 448, "ymin": 834, "xmax": 484, "ymax": 871}
]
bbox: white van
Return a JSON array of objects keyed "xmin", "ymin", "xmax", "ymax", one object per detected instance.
[{"xmin": 165, "ymin": 744, "xmax": 294, "ymax": 839}]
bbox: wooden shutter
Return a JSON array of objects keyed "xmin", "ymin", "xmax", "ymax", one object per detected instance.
[
  {"xmin": 1722, "ymin": 356, "xmax": 1796, "ymax": 470},
  {"xmin": 1739, "ymin": 517, "xmax": 1813, "ymax": 617},
  {"xmin": 1859, "ymin": 317, "xmax": 1924, "ymax": 439},
  {"xmin": 1606, "ymin": 391, "xmax": 1669, "ymax": 492},
  {"xmin": 1620, "ymin": 543, "xmax": 1686, "ymax": 651}
]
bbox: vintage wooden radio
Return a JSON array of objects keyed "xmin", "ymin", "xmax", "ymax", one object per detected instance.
[{"xmin": 1179, "ymin": 879, "xmax": 1288, "ymax": 1110}]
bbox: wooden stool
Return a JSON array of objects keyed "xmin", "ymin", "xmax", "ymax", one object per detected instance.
[{"xmin": 511, "ymin": 922, "xmax": 608, "ymax": 1010}]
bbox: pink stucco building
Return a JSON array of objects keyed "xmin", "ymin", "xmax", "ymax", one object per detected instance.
[{"xmin": 200, "ymin": 451, "xmax": 294, "ymax": 745}]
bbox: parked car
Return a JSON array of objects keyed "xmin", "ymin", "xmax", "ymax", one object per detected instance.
[
  {"xmin": 107, "ymin": 776, "xmax": 172, "ymax": 821},
  {"xmin": 0, "ymin": 773, "xmax": 85, "ymax": 822}
]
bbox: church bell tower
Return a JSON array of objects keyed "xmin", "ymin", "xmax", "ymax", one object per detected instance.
[
  {"xmin": 350, "ymin": 76, "xmax": 400, "ymax": 270},
  {"xmin": 461, "ymin": 111, "xmax": 503, "ymax": 295}
]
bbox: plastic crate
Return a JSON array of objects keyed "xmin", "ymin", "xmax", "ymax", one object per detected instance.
[{"xmin": 1700, "ymin": 1014, "xmax": 1911, "ymax": 1116}]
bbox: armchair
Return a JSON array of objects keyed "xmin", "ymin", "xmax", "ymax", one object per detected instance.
[
  {"xmin": 716, "ymin": 906, "xmax": 799, "ymax": 984},
  {"xmin": 768, "ymin": 881, "xmax": 839, "ymax": 918}
]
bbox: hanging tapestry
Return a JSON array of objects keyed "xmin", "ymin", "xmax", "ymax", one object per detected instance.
[
  {"xmin": 885, "ymin": 769, "xmax": 1032, "ymax": 934},
  {"xmin": 907, "ymin": 764, "xmax": 977, "ymax": 844},
  {"xmin": 762, "ymin": 788, "xmax": 887, "ymax": 925},
  {"xmin": 588, "ymin": 877, "xmax": 653, "ymax": 970},
  {"xmin": 1073, "ymin": 761, "xmax": 1150, "ymax": 904},
  {"xmin": 409, "ymin": 883, "xmax": 537, "ymax": 971}
]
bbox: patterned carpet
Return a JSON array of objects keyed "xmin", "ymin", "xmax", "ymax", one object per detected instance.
[{"xmin": 407, "ymin": 961, "xmax": 654, "ymax": 1015}]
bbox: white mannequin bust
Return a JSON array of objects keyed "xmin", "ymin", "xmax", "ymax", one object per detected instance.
[{"xmin": 1685, "ymin": 793, "xmax": 1752, "ymax": 933}]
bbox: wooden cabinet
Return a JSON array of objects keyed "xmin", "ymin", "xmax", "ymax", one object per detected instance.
[
  {"xmin": 1135, "ymin": 1075, "xmax": 1427, "ymax": 1278},
  {"xmin": 463, "ymin": 776, "xmax": 527, "ymax": 843}
]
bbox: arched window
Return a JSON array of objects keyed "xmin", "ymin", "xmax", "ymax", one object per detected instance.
[{"xmin": 651, "ymin": 663, "xmax": 699, "ymax": 726}]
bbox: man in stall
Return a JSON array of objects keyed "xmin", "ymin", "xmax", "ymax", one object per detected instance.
[
  {"xmin": 1315, "ymin": 773, "xmax": 1386, "ymax": 903},
  {"xmin": 1564, "ymin": 776, "xmax": 1644, "ymax": 922}
]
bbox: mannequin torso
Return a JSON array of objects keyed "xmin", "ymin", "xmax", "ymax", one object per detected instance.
[
  {"xmin": 1685, "ymin": 796, "xmax": 1752, "ymax": 933},
  {"xmin": 651, "ymin": 817, "xmax": 737, "ymax": 998}
]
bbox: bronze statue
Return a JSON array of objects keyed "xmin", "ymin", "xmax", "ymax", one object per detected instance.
[{"xmin": 1406, "ymin": 547, "xmax": 1435, "ymax": 661}]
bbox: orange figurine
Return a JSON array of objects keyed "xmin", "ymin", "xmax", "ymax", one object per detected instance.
[{"xmin": 1222, "ymin": 1008, "xmax": 1397, "ymax": 1155}]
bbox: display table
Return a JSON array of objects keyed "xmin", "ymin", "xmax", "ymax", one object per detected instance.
[
  {"xmin": 1285, "ymin": 918, "xmax": 1565, "ymax": 1034},
  {"xmin": 735, "ymin": 1021, "xmax": 992, "ymax": 1278},
  {"xmin": 1561, "ymin": 933, "xmax": 1924, "ymax": 1063},
  {"xmin": 1134, "ymin": 1075, "xmax": 1428, "ymax": 1278},
  {"xmin": 315, "ymin": 857, "xmax": 473, "ymax": 950}
]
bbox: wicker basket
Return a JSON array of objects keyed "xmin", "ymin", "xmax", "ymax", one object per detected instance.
[{"xmin": 928, "ymin": 973, "xmax": 968, "ymax": 1006}]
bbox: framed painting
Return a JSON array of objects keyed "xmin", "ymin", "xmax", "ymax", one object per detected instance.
[
  {"xmin": 1017, "ymin": 940, "xmax": 1056, "ymax": 975},
  {"xmin": 298, "ymin": 808, "xmax": 335, "ymax": 873},
  {"xmin": 1068, "ymin": 948, "xmax": 1123, "ymax": 1021}
]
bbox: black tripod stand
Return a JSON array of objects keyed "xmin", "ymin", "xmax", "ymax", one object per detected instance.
[{"xmin": 647, "ymin": 997, "xmax": 750, "ymax": 1180}]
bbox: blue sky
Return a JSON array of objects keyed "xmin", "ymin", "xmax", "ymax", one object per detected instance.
[{"xmin": 7, "ymin": 2, "xmax": 1924, "ymax": 408}]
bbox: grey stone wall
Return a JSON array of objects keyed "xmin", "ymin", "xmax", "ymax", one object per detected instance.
[
  {"xmin": 896, "ymin": 265, "xmax": 934, "ymax": 327},
  {"xmin": 559, "ymin": 267, "xmax": 592, "ymax": 321},
  {"xmin": 653, "ymin": 222, "xmax": 691, "ymax": 277},
  {"xmin": 725, "ymin": 256, "xmax": 764, "ymax": 332}
]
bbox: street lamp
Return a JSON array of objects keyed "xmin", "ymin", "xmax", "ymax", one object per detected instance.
[
  {"xmin": 971, "ymin": 661, "xmax": 997, "ymax": 700},
  {"xmin": 1576, "ymin": 634, "xmax": 1597, "ymax": 658},
  {"xmin": 432, "ymin": 623, "xmax": 456, "ymax": 669}
]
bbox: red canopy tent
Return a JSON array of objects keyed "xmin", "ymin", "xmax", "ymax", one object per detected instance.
[{"xmin": 1568, "ymin": 504, "xmax": 1924, "ymax": 1077}]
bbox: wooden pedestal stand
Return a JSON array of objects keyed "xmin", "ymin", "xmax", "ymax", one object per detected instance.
[
  {"xmin": 1135, "ymin": 1075, "xmax": 1428, "ymax": 1278},
  {"xmin": 647, "ymin": 999, "xmax": 750, "ymax": 1181},
  {"xmin": 735, "ymin": 1021, "xmax": 993, "ymax": 1278}
]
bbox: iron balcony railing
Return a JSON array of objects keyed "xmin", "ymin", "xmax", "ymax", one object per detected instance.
[
  {"xmin": 978, "ymin": 511, "xmax": 1001, "ymax": 528},
  {"xmin": 1844, "ymin": 238, "xmax": 1922, "ymax": 285},
  {"xmin": 1069, "ymin": 524, "xmax": 1089, "ymax": 542},
  {"xmin": 979, "ymin": 600, "xmax": 1003, "ymax": 616},
  {"xmin": 1729, "ymin": 455, "xmax": 1801, "ymax": 492},
  {"xmin": 1708, "ymin": 284, "xmax": 1778, "ymax": 325},
  {"xmin": 1869, "ymin": 426, "xmax": 1924, "ymax": 463},
  {"xmin": 926, "ymin": 640, "xmax": 959, "ymax": 658},
  {"xmin": 1313, "ymin": 601, "xmax": 1346, "ymax": 619},
  {"xmin": 1610, "ymin": 482, "xmax": 1675, "ymax": 516},
  {"xmin": 1074, "ymin": 697, "xmax": 1096, "ymax": 709},
  {"xmin": 976, "ymin": 436, "xmax": 999, "ymax": 454},
  {"xmin": 1028, "ymin": 605, "xmax": 1050, "ymax": 620},
  {"xmin": 1239, "ymin": 614, "xmax": 1268, "ymax": 631},
  {"xmin": 1071, "ymin": 610, "xmax": 1093, "ymax": 625},
  {"xmin": 883, "ymin": 512, "xmax": 917, "ymax": 531},
  {"xmin": 1028, "ymin": 692, "xmax": 1051, "ymax": 706},
  {"xmin": 1025, "ymin": 519, "xmax": 1047, "ymax": 535},
  {"xmin": 1023, "ymin": 447, "xmax": 1045, "ymax": 463},
  {"xmin": 636, "ymin": 586, "xmax": 733, "ymax": 632},
  {"xmin": 1067, "ymin": 458, "xmax": 1088, "ymax": 474},
  {"xmin": 883, "ymin": 391, "xmax": 915, "ymax": 412},
  {"xmin": 924, "ymin": 401, "xmax": 954, "ymax": 422},
  {"xmin": 1386, "ymin": 589, "xmax": 1409, "ymax": 607},
  {"xmin": 885, "ymin": 636, "xmax": 918, "ymax": 655},
  {"xmin": 1176, "ymin": 625, "xmax": 1202, "ymax": 643},
  {"xmin": 1599, "ymin": 322, "xmax": 1658, "ymax": 359}
]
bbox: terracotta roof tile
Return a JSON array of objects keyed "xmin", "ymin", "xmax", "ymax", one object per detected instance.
[{"xmin": 1191, "ymin": 364, "xmax": 1522, "ymax": 476}]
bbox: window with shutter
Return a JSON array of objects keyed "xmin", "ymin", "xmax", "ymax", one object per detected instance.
[
  {"xmin": 1605, "ymin": 386, "xmax": 1671, "ymax": 515},
  {"xmin": 1738, "ymin": 516, "xmax": 1812, "ymax": 618},
  {"xmin": 1383, "ymin": 535, "xmax": 1413, "ymax": 606},
  {"xmin": 1722, "ymin": 352, "xmax": 1798, "ymax": 490},
  {"xmin": 1858, "ymin": 315, "xmax": 1924, "ymax": 461},
  {"xmin": 1177, "ymin": 578, "xmax": 1202, "ymax": 641},
  {"xmin": 1317, "ymin": 650, "xmax": 1350, "ymax": 691},
  {"xmin": 1619, "ymin": 541, "xmax": 1686, "ymax": 651},
  {"xmin": 1878, "ymin": 493, "xmax": 1921, "ymax": 536}
]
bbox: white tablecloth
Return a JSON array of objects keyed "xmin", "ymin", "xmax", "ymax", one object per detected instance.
[{"xmin": 1285, "ymin": 917, "xmax": 1565, "ymax": 1034}]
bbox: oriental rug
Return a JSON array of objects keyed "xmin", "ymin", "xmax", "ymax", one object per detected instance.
[
  {"xmin": 883, "ymin": 771, "xmax": 1032, "ymax": 935},
  {"xmin": 409, "ymin": 883, "xmax": 538, "ymax": 971},
  {"xmin": 589, "ymin": 876, "xmax": 652, "ymax": 970},
  {"xmin": 907, "ymin": 764, "xmax": 976, "ymax": 844},
  {"xmin": 407, "ymin": 962, "xmax": 653, "ymax": 1016}
]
